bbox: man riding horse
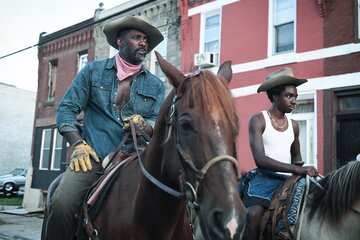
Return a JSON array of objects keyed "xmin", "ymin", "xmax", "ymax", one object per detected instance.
[
  {"xmin": 239, "ymin": 68, "xmax": 319, "ymax": 240},
  {"xmin": 42, "ymin": 16, "xmax": 165, "ymax": 239}
]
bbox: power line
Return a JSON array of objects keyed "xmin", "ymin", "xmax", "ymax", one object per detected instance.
[
  {"xmin": 0, "ymin": 0, "xmax": 157, "ymax": 61},
  {"xmin": 0, "ymin": 44, "xmax": 38, "ymax": 60}
]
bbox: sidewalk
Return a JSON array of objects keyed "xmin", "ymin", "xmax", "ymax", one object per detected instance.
[{"xmin": 0, "ymin": 207, "xmax": 43, "ymax": 240}]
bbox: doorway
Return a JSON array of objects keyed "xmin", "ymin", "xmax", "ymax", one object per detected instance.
[{"xmin": 336, "ymin": 92, "xmax": 360, "ymax": 168}]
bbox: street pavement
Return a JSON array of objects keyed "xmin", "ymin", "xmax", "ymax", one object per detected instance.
[{"xmin": 0, "ymin": 209, "xmax": 43, "ymax": 240}]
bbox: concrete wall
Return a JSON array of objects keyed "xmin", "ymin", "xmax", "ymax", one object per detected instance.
[{"xmin": 0, "ymin": 83, "xmax": 36, "ymax": 175}]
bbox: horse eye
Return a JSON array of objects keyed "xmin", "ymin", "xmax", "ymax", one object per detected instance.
[{"xmin": 180, "ymin": 121, "xmax": 193, "ymax": 131}]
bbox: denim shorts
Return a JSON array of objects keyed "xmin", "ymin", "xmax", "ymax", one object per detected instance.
[{"xmin": 239, "ymin": 169, "xmax": 289, "ymax": 208}]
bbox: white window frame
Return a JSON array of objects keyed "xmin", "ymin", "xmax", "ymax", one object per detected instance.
[
  {"xmin": 268, "ymin": 0, "xmax": 296, "ymax": 57},
  {"xmin": 199, "ymin": 9, "xmax": 221, "ymax": 54},
  {"xmin": 39, "ymin": 128, "xmax": 63, "ymax": 170},
  {"xmin": 288, "ymin": 91, "xmax": 317, "ymax": 168},
  {"xmin": 39, "ymin": 129, "xmax": 52, "ymax": 170},
  {"xmin": 77, "ymin": 51, "xmax": 88, "ymax": 73},
  {"xmin": 50, "ymin": 130, "xmax": 63, "ymax": 170},
  {"xmin": 150, "ymin": 31, "xmax": 168, "ymax": 81}
]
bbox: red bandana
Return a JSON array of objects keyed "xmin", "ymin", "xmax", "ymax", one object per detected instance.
[{"xmin": 115, "ymin": 54, "xmax": 142, "ymax": 81}]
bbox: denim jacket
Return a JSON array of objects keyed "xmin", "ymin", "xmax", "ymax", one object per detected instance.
[{"xmin": 56, "ymin": 56, "xmax": 165, "ymax": 159}]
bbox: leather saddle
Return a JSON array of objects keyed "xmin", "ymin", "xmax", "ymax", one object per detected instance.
[
  {"xmin": 259, "ymin": 174, "xmax": 304, "ymax": 240},
  {"xmin": 75, "ymin": 151, "xmax": 138, "ymax": 240}
]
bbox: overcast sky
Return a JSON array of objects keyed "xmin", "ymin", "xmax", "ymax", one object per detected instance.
[{"xmin": 0, "ymin": 0, "xmax": 127, "ymax": 92}]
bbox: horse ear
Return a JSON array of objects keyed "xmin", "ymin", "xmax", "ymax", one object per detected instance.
[
  {"xmin": 155, "ymin": 51, "xmax": 185, "ymax": 89},
  {"xmin": 217, "ymin": 60, "xmax": 233, "ymax": 83}
]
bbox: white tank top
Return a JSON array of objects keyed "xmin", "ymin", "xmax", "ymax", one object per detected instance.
[{"xmin": 262, "ymin": 111, "xmax": 294, "ymax": 164}]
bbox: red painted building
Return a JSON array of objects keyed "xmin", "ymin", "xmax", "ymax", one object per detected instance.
[{"xmin": 179, "ymin": 0, "xmax": 360, "ymax": 174}]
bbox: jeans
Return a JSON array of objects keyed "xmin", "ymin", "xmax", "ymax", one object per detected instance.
[
  {"xmin": 43, "ymin": 161, "xmax": 103, "ymax": 240},
  {"xmin": 239, "ymin": 169, "xmax": 288, "ymax": 208}
]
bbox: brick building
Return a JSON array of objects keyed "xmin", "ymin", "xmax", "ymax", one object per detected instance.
[
  {"xmin": 31, "ymin": 17, "xmax": 96, "ymax": 192},
  {"xmin": 179, "ymin": 0, "xmax": 360, "ymax": 174}
]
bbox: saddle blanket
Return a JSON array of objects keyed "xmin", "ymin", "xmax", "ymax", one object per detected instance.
[
  {"xmin": 278, "ymin": 177, "xmax": 306, "ymax": 229},
  {"xmin": 87, "ymin": 154, "xmax": 136, "ymax": 207}
]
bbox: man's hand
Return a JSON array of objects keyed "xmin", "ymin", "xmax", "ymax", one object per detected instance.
[
  {"xmin": 295, "ymin": 165, "xmax": 318, "ymax": 177},
  {"xmin": 123, "ymin": 114, "xmax": 147, "ymax": 135},
  {"xmin": 69, "ymin": 140, "xmax": 100, "ymax": 172},
  {"xmin": 303, "ymin": 166, "xmax": 318, "ymax": 177}
]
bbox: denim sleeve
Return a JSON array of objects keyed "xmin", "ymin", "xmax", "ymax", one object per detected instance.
[{"xmin": 56, "ymin": 64, "xmax": 91, "ymax": 134}]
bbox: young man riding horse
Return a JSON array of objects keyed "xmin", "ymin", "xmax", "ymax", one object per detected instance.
[
  {"xmin": 42, "ymin": 16, "xmax": 165, "ymax": 239},
  {"xmin": 239, "ymin": 68, "xmax": 319, "ymax": 240}
]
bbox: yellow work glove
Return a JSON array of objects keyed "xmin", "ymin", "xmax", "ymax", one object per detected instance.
[
  {"xmin": 69, "ymin": 140, "xmax": 100, "ymax": 172},
  {"xmin": 123, "ymin": 114, "xmax": 147, "ymax": 135}
]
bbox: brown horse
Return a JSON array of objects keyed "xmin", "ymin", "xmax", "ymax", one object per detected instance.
[{"xmin": 54, "ymin": 52, "xmax": 245, "ymax": 240}]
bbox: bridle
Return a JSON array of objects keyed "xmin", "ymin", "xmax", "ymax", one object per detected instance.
[
  {"xmin": 168, "ymin": 93, "xmax": 241, "ymax": 208},
  {"xmin": 130, "ymin": 73, "xmax": 241, "ymax": 209}
]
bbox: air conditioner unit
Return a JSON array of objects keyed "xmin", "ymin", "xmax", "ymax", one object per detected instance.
[{"xmin": 194, "ymin": 52, "xmax": 219, "ymax": 68}]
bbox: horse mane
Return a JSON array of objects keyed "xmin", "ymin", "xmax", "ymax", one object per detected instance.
[
  {"xmin": 183, "ymin": 70, "xmax": 239, "ymax": 137},
  {"xmin": 308, "ymin": 160, "xmax": 360, "ymax": 224}
]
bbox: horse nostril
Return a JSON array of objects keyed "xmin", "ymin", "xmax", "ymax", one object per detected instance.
[{"xmin": 207, "ymin": 208, "xmax": 225, "ymax": 238}]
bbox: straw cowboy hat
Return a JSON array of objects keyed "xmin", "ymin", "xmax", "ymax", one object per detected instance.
[
  {"xmin": 103, "ymin": 16, "xmax": 164, "ymax": 52},
  {"xmin": 257, "ymin": 67, "xmax": 307, "ymax": 93}
]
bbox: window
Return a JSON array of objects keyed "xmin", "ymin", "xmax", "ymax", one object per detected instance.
[
  {"xmin": 51, "ymin": 130, "xmax": 63, "ymax": 169},
  {"xmin": 336, "ymin": 90, "xmax": 360, "ymax": 168},
  {"xmin": 339, "ymin": 94, "xmax": 360, "ymax": 111},
  {"xmin": 272, "ymin": 0, "xmax": 295, "ymax": 54},
  {"xmin": 39, "ymin": 128, "xmax": 63, "ymax": 170},
  {"xmin": 48, "ymin": 60, "xmax": 58, "ymax": 102},
  {"xmin": 289, "ymin": 94, "xmax": 317, "ymax": 167},
  {"xmin": 77, "ymin": 51, "xmax": 88, "ymax": 73},
  {"xmin": 150, "ymin": 31, "xmax": 167, "ymax": 80},
  {"xmin": 199, "ymin": 10, "xmax": 221, "ymax": 54},
  {"xmin": 204, "ymin": 13, "xmax": 220, "ymax": 52},
  {"xmin": 154, "ymin": 31, "xmax": 168, "ymax": 79}
]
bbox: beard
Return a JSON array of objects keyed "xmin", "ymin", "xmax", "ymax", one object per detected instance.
[{"xmin": 120, "ymin": 46, "xmax": 147, "ymax": 65}]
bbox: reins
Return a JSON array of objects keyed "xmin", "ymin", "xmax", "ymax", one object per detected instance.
[{"xmin": 130, "ymin": 120, "xmax": 186, "ymax": 199}]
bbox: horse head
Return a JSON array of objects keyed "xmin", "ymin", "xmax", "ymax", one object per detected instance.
[{"xmin": 154, "ymin": 51, "xmax": 246, "ymax": 239}]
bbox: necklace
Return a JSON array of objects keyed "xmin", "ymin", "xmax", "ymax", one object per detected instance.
[{"xmin": 267, "ymin": 111, "xmax": 287, "ymax": 129}]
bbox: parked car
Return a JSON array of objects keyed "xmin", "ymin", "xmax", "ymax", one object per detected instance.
[{"xmin": 0, "ymin": 168, "xmax": 27, "ymax": 196}]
